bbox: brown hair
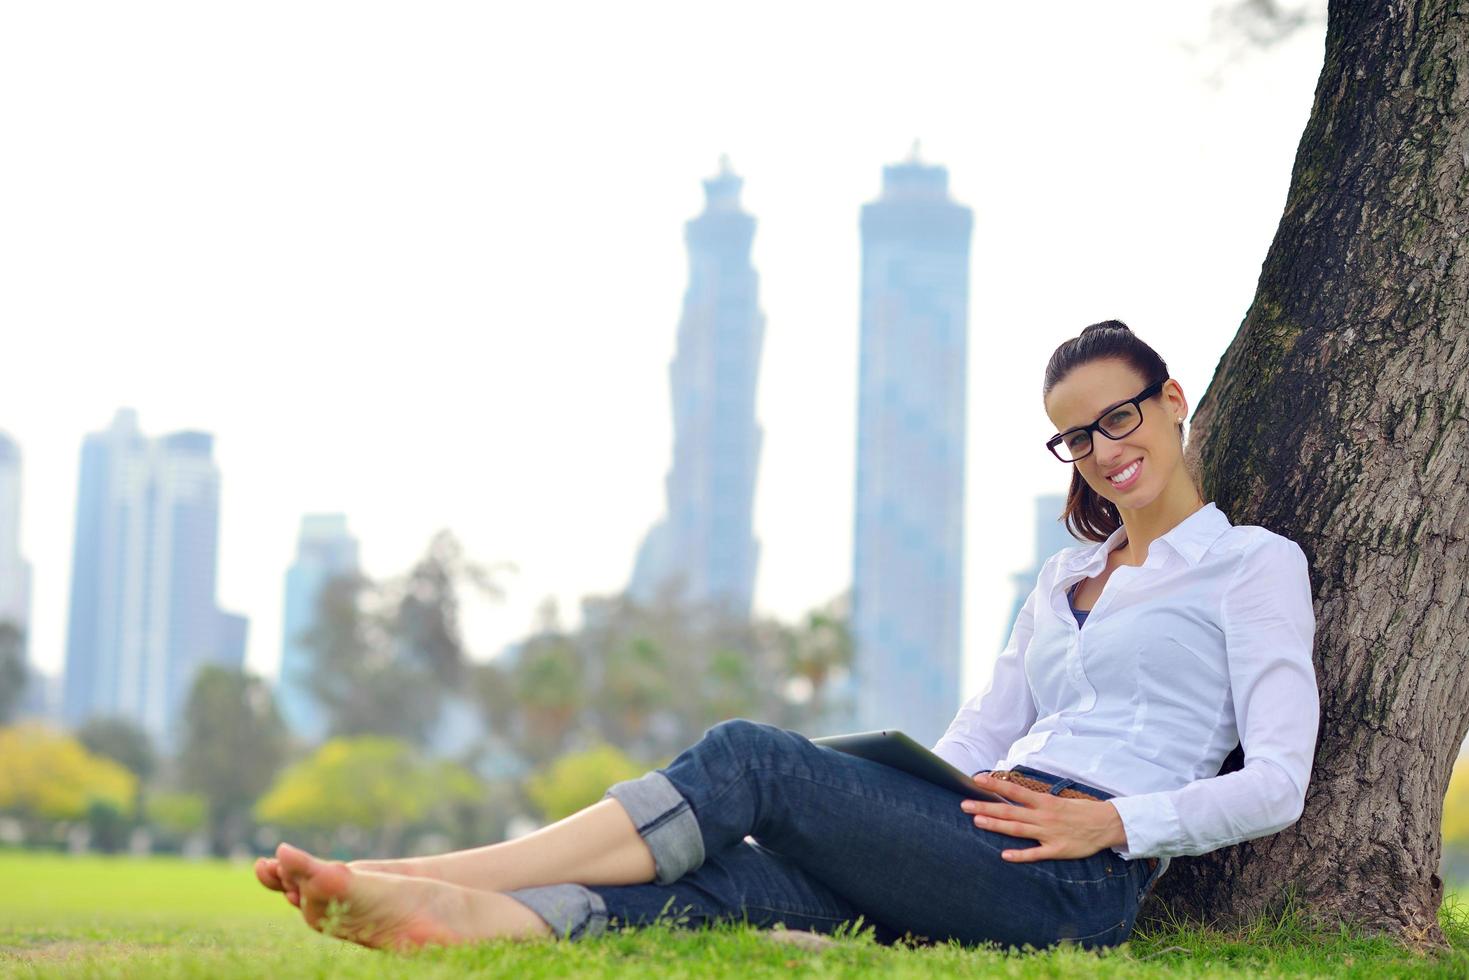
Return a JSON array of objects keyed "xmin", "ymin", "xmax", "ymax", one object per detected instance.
[{"xmin": 1043, "ymin": 320, "xmax": 1182, "ymax": 542}]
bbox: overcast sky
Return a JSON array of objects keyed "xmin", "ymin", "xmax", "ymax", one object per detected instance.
[{"xmin": 1, "ymin": 2, "xmax": 1326, "ymax": 703}]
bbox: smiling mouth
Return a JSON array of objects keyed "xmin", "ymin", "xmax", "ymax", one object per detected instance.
[{"xmin": 1106, "ymin": 458, "xmax": 1142, "ymax": 485}]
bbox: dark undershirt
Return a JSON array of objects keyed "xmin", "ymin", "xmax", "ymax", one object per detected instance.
[{"xmin": 1068, "ymin": 581, "xmax": 1090, "ymax": 627}]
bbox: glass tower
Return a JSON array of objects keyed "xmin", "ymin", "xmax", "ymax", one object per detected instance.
[
  {"xmin": 62, "ymin": 410, "xmax": 247, "ymax": 745},
  {"xmin": 1003, "ymin": 494, "xmax": 1080, "ymax": 649},
  {"xmin": 628, "ymin": 158, "xmax": 766, "ymax": 620},
  {"xmin": 278, "ymin": 513, "xmax": 359, "ymax": 740},
  {"xmin": 0, "ymin": 431, "xmax": 31, "ymax": 669},
  {"xmin": 851, "ymin": 149, "xmax": 973, "ymax": 747}
]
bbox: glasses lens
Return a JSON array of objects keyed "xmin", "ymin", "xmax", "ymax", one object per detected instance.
[
  {"xmin": 1057, "ymin": 430, "xmax": 1092, "ymax": 461},
  {"xmin": 1098, "ymin": 405, "xmax": 1141, "ymax": 438}
]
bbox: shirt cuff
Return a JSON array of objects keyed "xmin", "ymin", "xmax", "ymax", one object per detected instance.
[{"xmin": 1108, "ymin": 791, "xmax": 1183, "ymax": 860}]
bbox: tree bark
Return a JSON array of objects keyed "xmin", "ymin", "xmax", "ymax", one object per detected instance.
[{"xmin": 1146, "ymin": 0, "xmax": 1469, "ymax": 946}]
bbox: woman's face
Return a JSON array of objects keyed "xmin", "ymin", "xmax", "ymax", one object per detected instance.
[{"xmin": 1043, "ymin": 358, "xmax": 1189, "ymax": 514}]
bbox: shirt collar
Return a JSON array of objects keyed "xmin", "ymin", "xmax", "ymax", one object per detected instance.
[{"xmin": 1063, "ymin": 501, "xmax": 1232, "ymax": 572}]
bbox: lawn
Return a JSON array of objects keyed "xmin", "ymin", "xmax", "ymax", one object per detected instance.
[{"xmin": 0, "ymin": 851, "xmax": 1464, "ymax": 978}]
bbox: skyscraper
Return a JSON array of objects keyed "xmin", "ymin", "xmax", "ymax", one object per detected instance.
[
  {"xmin": 62, "ymin": 410, "xmax": 248, "ymax": 744},
  {"xmin": 1003, "ymin": 494, "xmax": 1079, "ymax": 647},
  {"xmin": 0, "ymin": 431, "xmax": 32, "ymax": 667},
  {"xmin": 628, "ymin": 158, "xmax": 766, "ymax": 620},
  {"xmin": 278, "ymin": 514, "xmax": 359, "ymax": 740},
  {"xmin": 851, "ymin": 148, "xmax": 973, "ymax": 746}
]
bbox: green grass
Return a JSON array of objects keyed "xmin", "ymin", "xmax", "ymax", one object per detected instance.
[{"xmin": 0, "ymin": 852, "xmax": 1464, "ymax": 977}]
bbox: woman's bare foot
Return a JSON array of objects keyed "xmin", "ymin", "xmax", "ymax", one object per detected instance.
[
  {"xmin": 256, "ymin": 853, "xmax": 478, "ymax": 912},
  {"xmin": 274, "ymin": 842, "xmax": 551, "ymax": 949}
]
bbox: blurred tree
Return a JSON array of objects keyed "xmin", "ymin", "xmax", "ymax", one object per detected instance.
[
  {"xmin": 599, "ymin": 636, "xmax": 675, "ymax": 751},
  {"xmin": 303, "ymin": 533, "xmax": 512, "ymax": 746},
  {"xmin": 1445, "ymin": 762, "xmax": 1469, "ymax": 886},
  {"xmin": 0, "ymin": 725, "xmax": 135, "ymax": 833},
  {"xmin": 146, "ymin": 790, "xmax": 208, "ymax": 840},
  {"xmin": 700, "ymin": 647, "xmax": 759, "ymax": 728},
  {"xmin": 0, "ymin": 621, "xmax": 26, "ymax": 724},
  {"xmin": 510, "ymin": 635, "xmax": 589, "ymax": 764},
  {"xmin": 1154, "ymin": 0, "xmax": 1469, "ymax": 944},
  {"xmin": 475, "ymin": 589, "xmax": 855, "ymax": 767},
  {"xmin": 77, "ymin": 717, "xmax": 155, "ymax": 821},
  {"xmin": 179, "ymin": 667, "xmax": 287, "ymax": 856},
  {"xmin": 1445, "ymin": 763, "xmax": 1469, "ymax": 848},
  {"xmin": 391, "ymin": 530, "xmax": 515, "ymax": 688},
  {"xmin": 303, "ymin": 573, "xmax": 439, "ymax": 745},
  {"xmin": 1214, "ymin": 0, "xmax": 1323, "ymax": 48},
  {"xmin": 86, "ymin": 800, "xmax": 129, "ymax": 853},
  {"xmin": 775, "ymin": 594, "xmax": 854, "ymax": 731},
  {"xmin": 255, "ymin": 736, "xmax": 481, "ymax": 855},
  {"xmin": 525, "ymin": 743, "xmax": 646, "ymax": 823}
]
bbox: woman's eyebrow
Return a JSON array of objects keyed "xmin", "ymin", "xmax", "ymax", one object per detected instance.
[{"xmin": 1058, "ymin": 395, "xmax": 1132, "ymax": 433}]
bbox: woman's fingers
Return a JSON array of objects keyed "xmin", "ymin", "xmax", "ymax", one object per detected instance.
[
  {"xmin": 997, "ymin": 843, "xmax": 1055, "ymax": 863},
  {"xmin": 971, "ymin": 813, "xmax": 1041, "ymax": 839},
  {"xmin": 962, "ymin": 799, "xmax": 1042, "ymax": 823},
  {"xmin": 971, "ymin": 773, "xmax": 1048, "ymax": 806}
]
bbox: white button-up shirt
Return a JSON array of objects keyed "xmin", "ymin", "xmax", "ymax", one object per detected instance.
[{"xmin": 932, "ymin": 501, "xmax": 1318, "ymax": 875}]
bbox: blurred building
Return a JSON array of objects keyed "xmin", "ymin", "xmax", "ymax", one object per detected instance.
[
  {"xmin": 214, "ymin": 611, "xmax": 249, "ymax": 671},
  {"xmin": 62, "ymin": 410, "xmax": 248, "ymax": 745},
  {"xmin": 19, "ymin": 670, "xmax": 61, "ymax": 723},
  {"xmin": 628, "ymin": 158, "xmax": 766, "ymax": 620},
  {"xmin": 278, "ymin": 513, "xmax": 359, "ymax": 741},
  {"xmin": 851, "ymin": 148, "xmax": 973, "ymax": 747},
  {"xmin": 0, "ymin": 431, "xmax": 32, "ymax": 668},
  {"xmin": 1002, "ymin": 495, "xmax": 1080, "ymax": 647}
]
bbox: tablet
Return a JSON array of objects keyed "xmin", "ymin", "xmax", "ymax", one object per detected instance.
[{"xmin": 811, "ymin": 729, "xmax": 1008, "ymax": 803}]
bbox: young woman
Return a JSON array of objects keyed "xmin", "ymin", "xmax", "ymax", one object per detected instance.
[{"xmin": 255, "ymin": 320, "xmax": 1319, "ymax": 952}]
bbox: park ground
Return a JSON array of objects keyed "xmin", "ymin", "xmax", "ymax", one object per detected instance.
[{"xmin": 0, "ymin": 852, "xmax": 1465, "ymax": 978}]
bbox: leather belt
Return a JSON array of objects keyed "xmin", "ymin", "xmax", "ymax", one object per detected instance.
[{"xmin": 989, "ymin": 769, "xmax": 1159, "ymax": 877}]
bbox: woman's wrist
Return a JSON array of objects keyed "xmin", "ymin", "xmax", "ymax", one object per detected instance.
[{"xmin": 1100, "ymin": 801, "xmax": 1130, "ymax": 851}]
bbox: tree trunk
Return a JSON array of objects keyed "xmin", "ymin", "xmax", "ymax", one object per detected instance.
[{"xmin": 1147, "ymin": 1, "xmax": 1469, "ymax": 946}]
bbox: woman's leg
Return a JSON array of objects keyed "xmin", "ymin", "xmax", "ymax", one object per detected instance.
[
  {"xmin": 265, "ymin": 719, "xmax": 1142, "ymax": 949},
  {"xmin": 506, "ymin": 838, "xmax": 903, "ymax": 942},
  {"xmin": 258, "ymin": 797, "xmax": 660, "ymax": 902}
]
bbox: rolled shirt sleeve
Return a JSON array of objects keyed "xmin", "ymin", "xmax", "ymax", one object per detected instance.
[
  {"xmin": 932, "ymin": 575, "xmax": 1042, "ymax": 776},
  {"xmin": 1110, "ymin": 535, "xmax": 1319, "ymax": 859}
]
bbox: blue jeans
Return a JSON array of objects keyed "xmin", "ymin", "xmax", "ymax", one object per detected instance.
[{"xmin": 507, "ymin": 719, "xmax": 1164, "ymax": 950}]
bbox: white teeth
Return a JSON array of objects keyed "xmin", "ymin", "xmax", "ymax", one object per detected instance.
[{"xmin": 1108, "ymin": 460, "xmax": 1141, "ymax": 484}]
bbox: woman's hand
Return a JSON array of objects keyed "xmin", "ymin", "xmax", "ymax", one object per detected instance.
[{"xmin": 962, "ymin": 773, "xmax": 1129, "ymax": 862}]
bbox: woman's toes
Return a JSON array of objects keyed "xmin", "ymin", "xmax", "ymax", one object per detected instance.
[
  {"xmin": 276, "ymin": 842, "xmax": 324, "ymax": 883},
  {"xmin": 255, "ymin": 857, "xmax": 284, "ymax": 891}
]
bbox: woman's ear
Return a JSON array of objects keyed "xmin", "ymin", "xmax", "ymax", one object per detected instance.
[{"xmin": 1164, "ymin": 379, "xmax": 1188, "ymax": 423}]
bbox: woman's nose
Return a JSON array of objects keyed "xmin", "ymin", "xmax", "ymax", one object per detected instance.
[{"xmin": 1094, "ymin": 446, "xmax": 1128, "ymax": 471}]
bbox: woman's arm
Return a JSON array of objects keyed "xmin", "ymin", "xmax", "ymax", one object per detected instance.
[
  {"xmin": 931, "ymin": 576, "xmax": 1043, "ymax": 776},
  {"xmin": 1108, "ymin": 534, "xmax": 1319, "ymax": 859}
]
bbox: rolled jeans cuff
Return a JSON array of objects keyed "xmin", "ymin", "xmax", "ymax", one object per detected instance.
[
  {"xmin": 504, "ymin": 883, "xmax": 607, "ymax": 941},
  {"xmin": 605, "ymin": 769, "xmax": 705, "ymax": 884}
]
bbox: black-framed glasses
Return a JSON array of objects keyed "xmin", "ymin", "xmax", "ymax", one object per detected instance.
[{"xmin": 1046, "ymin": 379, "xmax": 1167, "ymax": 463}]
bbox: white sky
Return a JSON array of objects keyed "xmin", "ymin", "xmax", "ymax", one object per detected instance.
[{"xmin": 1, "ymin": 2, "xmax": 1325, "ymax": 700}]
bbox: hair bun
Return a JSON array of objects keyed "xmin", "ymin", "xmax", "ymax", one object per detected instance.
[{"xmin": 1081, "ymin": 319, "xmax": 1132, "ymax": 336}]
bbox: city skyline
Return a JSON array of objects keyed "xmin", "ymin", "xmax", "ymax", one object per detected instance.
[{"xmin": 1, "ymin": 2, "xmax": 1327, "ymax": 708}]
